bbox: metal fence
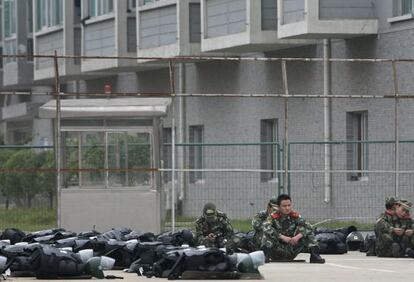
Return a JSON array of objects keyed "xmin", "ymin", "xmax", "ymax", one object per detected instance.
[
  {"xmin": 162, "ymin": 142, "xmax": 282, "ymax": 231},
  {"xmin": 0, "ymin": 145, "xmax": 57, "ymax": 231},
  {"xmin": 162, "ymin": 140, "xmax": 414, "ymax": 231}
]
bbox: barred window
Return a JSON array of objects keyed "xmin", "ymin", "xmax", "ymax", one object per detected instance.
[
  {"xmin": 260, "ymin": 119, "xmax": 278, "ymax": 183},
  {"xmin": 346, "ymin": 111, "xmax": 368, "ymax": 181}
]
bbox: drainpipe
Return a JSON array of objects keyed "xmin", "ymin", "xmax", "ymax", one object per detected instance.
[
  {"xmin": 177, "ymin": 63, "xmax": 186, "ymax": 208},
  {"xmin": 323, "ymin": 39, "xmax": 332, "ymax": 203}
]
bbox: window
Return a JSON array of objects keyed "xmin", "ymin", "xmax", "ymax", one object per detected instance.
[
  {"xmin": 88, "ymin": 0, "xmax": 114, "ymax": 18},
  {"xmin": 74, "ymin": 0, "xmax": 81, "ymax": 24},
  {"xmin": 346, "ymin": 111, "xmax": 368, "ymax": 181},
  {"xmin": 260, "ymin": 119, "xmax": 279, "ymax": 182},
  {"xmin": 128, "ymin": 0, "xmax": 137, "ymax": 11},
  {"xmin": 3, "ymin": 40, "xmax": 16, "ymax": 64},
  {"xmin": 4, "ymin": 0, "xmax": 16, "ymax": 38},
  {"xmin": 36, "ymin": 0, "xmax": 63, "ymax": 31},
  {"xmin": 62, "ymin": 130, "xmax": 152, "ymax": 188},
  {"xmin": 189, "ymin": 125, "xmax": 204, "ymax": 184},
  {"xmin": 395, "ymin": 0, "xmax": 413, "ymax": 16},
  {"xmin": 162, "ymin": 128, "xmax": 173, "ymax": 182}
]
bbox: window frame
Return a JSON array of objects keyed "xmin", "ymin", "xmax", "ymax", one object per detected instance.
[
  {"xmin": 36, "ymin": 0, "xmax": 64, "ymax": 32},
  {"xmin": 346, "ymin": 111, "xmax": 368, "ymax": 181},
  {"xmin": 62, "ymin": 128, "xmax": 154, "ymax": 189},
  {"xmin": 189, "ymin": 125, "xmax": 204, "ymax": 184},
  {"xmin": 88, "ymin": 0, "xmax": 114, "ymax": 18},
  {"xmin": 128, "ymin": 0, "xmax": 137, "ymax": 12},
  {"xmin": 260, "ymin": 119, "xmax": 279, "ymax": 183},
  {"xmin": 388, "ymin": 0, "xmax": 414, "ymax": 23},
  {"xmin": 4, "ymin": 0, "xmax": 16, "ymax": 39}
]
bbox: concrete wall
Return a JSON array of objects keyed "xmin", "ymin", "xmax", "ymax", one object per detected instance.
[
  {"xmin": 282, "ymin": 0, "xmax": 305, "ymax": 24},
  {"xmin": 319, "ymin": 0, "xmax": 376, "ymax": 20},
  {"xmin": 36, "ymin": 30, "xmax": 64, "ymax": 70},
  {"xmin": 205, "ymin": 0, "xmax": 247, "ymax": 38},
  {"xmin": 84, "ymin": 19, "xmax": 116, "ymax": 56},
  {"xmin": 139, "ymin": 5, "xmax": 177, "ymax": 49},
  {"xmin": 61, "ymin": 189, "xmax": 161, "ymax": 233}
]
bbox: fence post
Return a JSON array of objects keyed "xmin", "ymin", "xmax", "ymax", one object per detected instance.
[
  {"xmin": 53, "ymin": 51, "xmax": 61, "ymax": 228},
  {"xmin": 169, "ymin": 60, "xmax": 176, "ymax": 232},
  {"xmin": 281, "ymin": 60, "xmax": 289, "ymax": 194},
  {"xmin": 392, "ymin": 60, "xmax": 399, "ymax": 197}
]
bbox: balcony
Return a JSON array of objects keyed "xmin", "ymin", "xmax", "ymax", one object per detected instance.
[
  {"xmin": 2, "ymin": 0, "xmax": 33, "ymax": 88},
  {"xmin": 81, "ymin": 1, "xmax": 139, "ymax": 73},
  {"xmin": 33, "ymin": 0, "xmax": 82, "ymax": 82},
  {"xmin": 1, "ymin": 102, "xmax": 38, "ymax": 121},
  {"xmin": 277, "ymin": 0, "xmax": 378, "ymax": 39},
  {"xmin": 137, "ymin": 0, "xmax": 202, "ymax": 65},
  {"xmin": 201, "ymin": 0, "xmax": 311, "ymax": 53}
]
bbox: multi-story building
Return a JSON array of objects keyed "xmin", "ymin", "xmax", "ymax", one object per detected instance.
[{"xmin": 1, "ymin": 0, "xmax": 414, "ymax": 225}]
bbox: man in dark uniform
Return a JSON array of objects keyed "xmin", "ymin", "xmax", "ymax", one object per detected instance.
[{"xmin": 194, "ymin": 203, "xmax": 234, "ymax": 248}]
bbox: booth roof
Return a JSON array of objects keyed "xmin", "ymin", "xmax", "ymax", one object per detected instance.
[{"xmin": 39, "ymin": 98, "xmax": 171, "ymax": 118}]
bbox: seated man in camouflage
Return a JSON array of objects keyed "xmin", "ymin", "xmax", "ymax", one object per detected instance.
[
  {"xmin": 194, "ymin": 203, "xmax": 234, "ymax": 248},
  {"xmin": 261, "ymin": 194, "xmax": 325, "ymax": 263},
  {"xmin": 251, "ymin": 198, "xmax": 278, "ymax": 250},
  {"xmin": 375, "ymin": 199, "xmax": 414, "ymax": 258}
]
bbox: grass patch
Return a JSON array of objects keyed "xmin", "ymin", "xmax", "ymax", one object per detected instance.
[
  {"xmin": 165, "ymin": 218, "xmax": 375, "ymax": 233},
  {"xmin": 0, "ymin": 208, "xmax": 56, "ymax": 232},
  {"xmin": 312, "ymin": 220, "xmax": 374, "ymax": 231}
]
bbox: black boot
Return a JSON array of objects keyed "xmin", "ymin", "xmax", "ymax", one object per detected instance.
[
  {"xmin": 261, "ymin": 246, "xmax": 272, "ymax": 263},
  {"xmin": 366, "ymin": 239, "xmax": 376, "ymax": 256},
  {"xmin": 406, "ymin": 248, "xmax": 414, "ymax": 258},
  {"xmin": 392, "ymin": 243, "xmax": 401, "ymax": 258},
  {"xmin": 309, "ymin": 247, "xmax": 325, "ymax": 264}
]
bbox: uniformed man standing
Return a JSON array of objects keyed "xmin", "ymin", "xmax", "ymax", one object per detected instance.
[
  {"xmin": 375, "ymin": 199, "xmax": 414, "ymax": 258},
  {"xmin": 194, "ymin": 203, "xmax": 234, "ymax": 248},
  {"xmin": 251, "ymin": 198, "xmax": 278, "ymax": 250},
  {"xmin": 261, "ymin": 194, "xmax": 325, "ymax": 263}
]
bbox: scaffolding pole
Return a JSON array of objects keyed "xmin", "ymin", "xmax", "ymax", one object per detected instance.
[
  {"xmin": 392, "ymin": 60, "xmax": 400, "ymax": 197},
  {"xmin": 169, "ymin": 60, "xmax": 176, "ymax": 232},
  {"xmin": 4, "ymin": 53, "xmax": 414, "ymax": 63},
  {"xmin": 281, "ymin": 60, "xmax": 289, "ymax": 194},
  {"xmin": 323, "ymin": 39, "xmax": 332, "ymax": 203},
  {"xmin": 53, "ymin": 51, "xmax": 62, "ymax": 228}
]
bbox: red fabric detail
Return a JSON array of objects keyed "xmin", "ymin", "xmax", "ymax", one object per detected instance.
[
  {"xmin": 271, "ymin": 213, "xmax": 281, "ymax": 219},
  {"xmin": 290, "ymin": 211, "xmax": 300, "ymax": 219}
]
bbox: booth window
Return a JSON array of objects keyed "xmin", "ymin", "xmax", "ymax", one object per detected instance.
[{"xmin": 62, "ymin": 130, "xmax": 152, "ymax": 189}]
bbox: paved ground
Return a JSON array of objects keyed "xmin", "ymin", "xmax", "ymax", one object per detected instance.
[{"xmin": 5, "ymin": 252, "xmax": 414, "ymax": 282}]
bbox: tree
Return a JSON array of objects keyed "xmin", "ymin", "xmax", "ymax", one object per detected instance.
[
  {"xmin": 3, "ymin": 150, "xmax": 41, "ymax": 208},
  {"xmin": 0, "ymin": 149, "xmax": 14, "ymax": 209},
  {"xmin": 37, "ymin": 150, "xmax": 56, "ymax": 209}
]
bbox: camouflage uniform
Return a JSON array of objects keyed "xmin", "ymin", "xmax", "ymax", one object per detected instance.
[
  {"xmin": 252, "ymin": 210, "xmax": 270, "ymax": 250},
  {"xmin": 252, "ymin": 198, "xmax": 279, "ymax": 250},
  {"xmin": 194, "ymin": 203, "xmax": 234, "ymax": 248},
  {"xmin": 375, "ymin": 209, "xmax": 414, "ymax": 257},
  {"xmin": 262, "ymin": 210, "xmax": 318, "ymax": 261}
]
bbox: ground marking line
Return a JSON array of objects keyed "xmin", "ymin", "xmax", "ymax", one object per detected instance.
[{"xmin": 326, "ymin": 263, "xmax": 396, "ymax": 273}]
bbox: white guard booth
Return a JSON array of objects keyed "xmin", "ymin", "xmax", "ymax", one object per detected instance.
[{"xmin": 39, "ymin": 98, "xmax": 171, "ymax": 233}]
